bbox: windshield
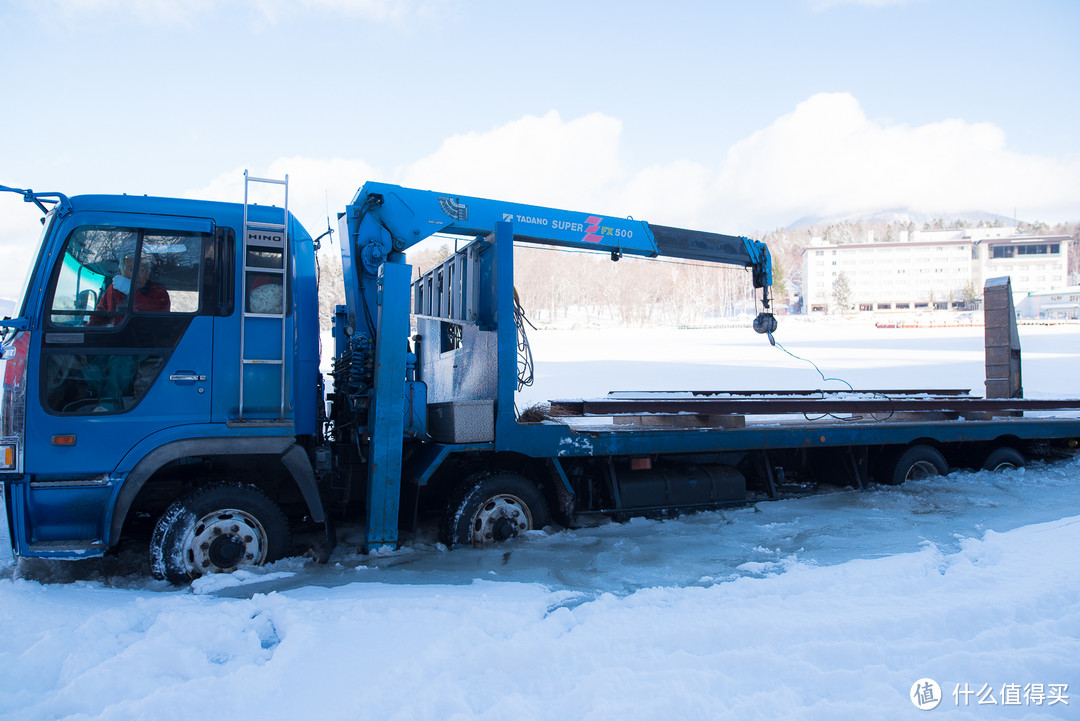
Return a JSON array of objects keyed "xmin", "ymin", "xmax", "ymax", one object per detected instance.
[
  {"xmin": 2, "ymin": 208, "xmax": 55, "ymax": 344},
  {"xmin": 11, "ymin": 209, "xmax": 56, "ymax": 319}
]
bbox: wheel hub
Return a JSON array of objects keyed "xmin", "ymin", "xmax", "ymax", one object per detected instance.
[
  {"xmin": 182, "ymin": 509, "xmax": 268, "ymax": 575},
  {"xmin": 470, "ymin": 494, "xmax": 533, "ymax": 545},
  {"xmin": 491, "ymin": 516, "xmax": 517, "ymax": 542},
  {"xmin": 207, "ymin": 533, "xmax": 245, "ymax": 567}
]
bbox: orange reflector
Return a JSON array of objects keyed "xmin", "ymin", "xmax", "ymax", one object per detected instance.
[
  {"xmin": 51, "ymin": 435, "xmax": 76, "ymax": 446},
  {"xmin": 2, "ymin": 447, "xmax": 12, "ymax": 467},
  {"xmin": 630, "ymin": 457, "xmax": 652, "ymax": 471}
]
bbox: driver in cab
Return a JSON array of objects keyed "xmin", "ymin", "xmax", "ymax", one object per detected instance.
[{"xmin": 89, "ymin": 253, "xmax": 170, "ymax": 326}]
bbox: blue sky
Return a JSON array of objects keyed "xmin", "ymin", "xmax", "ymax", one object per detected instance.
[{"xmin": 1, "ymin": 0, "xmax": 1078, "ymax": 294}]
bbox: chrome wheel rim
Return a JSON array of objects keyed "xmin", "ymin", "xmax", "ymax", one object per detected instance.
[
  {"xmin": 469, "ymin": 494, "xmax": 533, "ymax": 545},
  {"xmin": 182, "ymin": 508, "xmax": 269, "ymax": 575},
  {"xmin": 905, "ymin": 460, "xmax": 941, "ymax": 482}
]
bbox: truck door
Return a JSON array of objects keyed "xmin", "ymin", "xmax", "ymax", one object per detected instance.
[{"xmin": 28, "ymin": 215, "xmax": 216, "ymax": 480}]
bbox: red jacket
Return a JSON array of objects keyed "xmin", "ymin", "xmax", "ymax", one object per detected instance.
[{"xmin": 89, "ymin": 282, "xmax": 170, "ymax": 326}]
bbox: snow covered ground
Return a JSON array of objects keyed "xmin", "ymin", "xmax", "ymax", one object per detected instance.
[{"xmin": 2, "ymin": 320, "xmax": 1078, "ymax": 720}]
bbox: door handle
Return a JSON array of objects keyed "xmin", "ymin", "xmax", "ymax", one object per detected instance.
[{"xmin": 169, "ymin": 372, "xmax": 207, "ymax": 383}]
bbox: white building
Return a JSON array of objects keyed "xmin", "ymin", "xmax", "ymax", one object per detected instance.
[
  {"xmin": 801, "ymin": 227, "xmax": 1071, "ymax": 313},
  {"xmin": 1016, "ymin": 286, "xmax": 1080, "ymax": 320}
]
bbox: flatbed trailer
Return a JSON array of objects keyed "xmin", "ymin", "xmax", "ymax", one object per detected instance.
[{"xmin": 397, "ymin": 223, "xmax": 1080, "ymax": 545}]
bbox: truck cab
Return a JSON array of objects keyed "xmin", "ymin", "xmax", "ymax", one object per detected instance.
[{"xmin": 1, "ymin": 189, "xmax": 325, "ymax": 575}]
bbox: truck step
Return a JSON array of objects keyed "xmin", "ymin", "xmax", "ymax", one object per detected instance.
[
  {"xmin": 27, "ymin": 540, "xmax": 106, "ymax": 552},
  {"xmin": 225, "ymin": 419, "xmax": 294, "ymax": 428}
]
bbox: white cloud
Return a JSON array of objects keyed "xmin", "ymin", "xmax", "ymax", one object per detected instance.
[
  {"xmin": 708, "ymin": 92, "xmax": 1080, "ymax": 228},
  {"xmin": 395, "ymin": 111, "xmax": 624, "ymax": 211},
  {"xmin": 388, "ymin": 96, "xmax": 1080, "ymax": 232},
  {"xmin": 188, "ymin": 112, "xmax": 624, "ymax": 247},
  {"xmin": 188, "ymin": 157, "xmax": 381, "ymax": 248},
  {"xmin": 4, "ymin": 96, "xmax": 1077, "ymax": 299},
  {"xmin": 184, "ymin": 112, "xmax": 623, "ymax": 238},
  {"xmin": 614, "ymin": 160, "xmax": 714, "ymax": 226}
]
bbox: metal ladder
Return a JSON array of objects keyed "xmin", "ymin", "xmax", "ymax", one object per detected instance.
[{"xmin": 239, "ymin": 169, "xmax": 289, "ymax": 421}]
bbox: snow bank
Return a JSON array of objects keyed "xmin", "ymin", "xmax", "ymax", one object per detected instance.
[
  {"xmin": 2, "ymin": 324, "xmax": 1077, "ymax": 719},
  {"xmin": 1, "ymin": 514, "xmax": 1076, "ymax": 719}
]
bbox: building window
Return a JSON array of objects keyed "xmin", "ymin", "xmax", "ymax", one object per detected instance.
[{"xmin": 1003, "ymin": 243, "xmax": 1062, "ymax": 256}]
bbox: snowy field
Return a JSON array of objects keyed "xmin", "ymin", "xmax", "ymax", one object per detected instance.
[{"xmin": 2, "ymin": 320, "xmax": 1079, "ymax": 720}]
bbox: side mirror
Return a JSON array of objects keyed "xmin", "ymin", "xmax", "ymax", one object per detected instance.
[{"xmin": 75, "ymin": 289, "xmax": 97, "ymax": 311}]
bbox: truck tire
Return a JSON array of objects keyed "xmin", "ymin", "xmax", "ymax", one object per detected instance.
[
  {"xmin": 981, "ymin": 446, "xmax": 1025, "ymax": 471},
  {"xmin": 150, "ymin": 482, "xmax": 291, "ymax": 584},
  {"xmin": 886, "ymin": 445, "xmax": 948, "ymax": 485},
  {"xmin": 440, "ymin": 472, "xmax": 550, "ymax": 548}
]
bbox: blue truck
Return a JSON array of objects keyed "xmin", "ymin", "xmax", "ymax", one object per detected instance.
[{"xmin": 1, "ymin": 175, "xmax": 1078, "ymax": 582}]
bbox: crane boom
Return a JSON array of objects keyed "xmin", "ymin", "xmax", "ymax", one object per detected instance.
[
  {"xmin": 344, "ymin": 182, "xmax": 771, "ymax": 284},
  {"xmin": 338, "ymin": 182, "xmax": 776, "ymax": 341}
]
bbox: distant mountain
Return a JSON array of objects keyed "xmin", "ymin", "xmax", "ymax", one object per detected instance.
[{"xmin": 787, "ymin": 208, "xmax": 1019, "ymax": 231}]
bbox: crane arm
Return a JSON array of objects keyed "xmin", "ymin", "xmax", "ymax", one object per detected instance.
[
  {"xmin": 344, "ymin": 182, "xmax": 771, "ymax": 285},
  {"xmin": 340, "ymin": 182, "xmax": 775, "ymax": 335}
]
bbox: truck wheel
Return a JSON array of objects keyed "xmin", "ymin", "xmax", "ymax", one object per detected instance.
[
  {"xmin": 440, "ymin": 472, "xmax": 550, "ymax": 548},
  {"xmin": 887, "ymin": 445, "xmax": 948, "ymax": 485},
  {"xmin": 150, "ymin": 482, "xmax": 291, "ymax": 584},
  {"xmin": 981, "ymin": 447, "xmax": 1025, "ymax": 471}
]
